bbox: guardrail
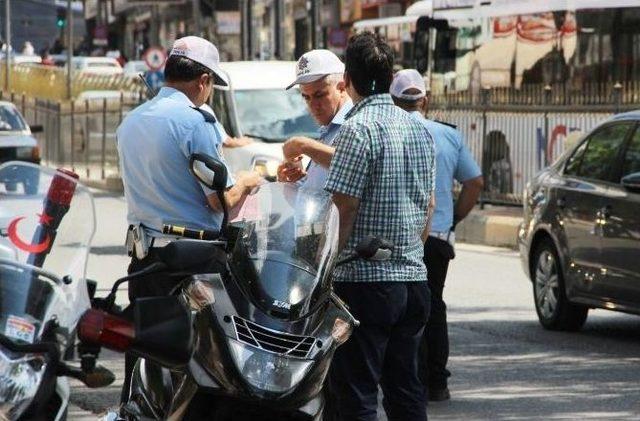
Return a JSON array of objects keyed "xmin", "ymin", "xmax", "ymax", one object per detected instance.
[
  {"xmin": 0, "ymin": 63, "xmax": 143, "ymax": 100},
  {"xmin": 5, "ymin": 91, "xmax": 145, "ymax": 181}
]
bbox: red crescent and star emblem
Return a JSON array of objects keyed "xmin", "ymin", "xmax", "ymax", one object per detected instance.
[{"xmin": 7, "ymin": 214, "xmax": 52, "ymax": 253}]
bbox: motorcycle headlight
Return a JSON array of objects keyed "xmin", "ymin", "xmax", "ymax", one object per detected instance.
[
  {"xmin": 0, "ymin": 349, "xmax": 46, "ymax": 418},
  {"xmin": 228, "ymin": 339, "xmax": 313, "ymax": 393}
]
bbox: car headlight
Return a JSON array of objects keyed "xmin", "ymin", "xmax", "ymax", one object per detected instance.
[
  {"xmin": 0, "ymin": 349, "xmax": 46, "ymax": 418},
  {"xmin": 15, "ymin": 147, "xmax": 39, "ymax": 160},
  {"xmin": 228, "ymin": 339, "xmax": 313, "ymax": 393},
  {"xmin": 252, "ymin": 158, "xmax": 279, "ymax": 181}
]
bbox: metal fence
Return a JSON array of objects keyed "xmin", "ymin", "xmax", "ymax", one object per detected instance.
[
  {"xmin": 5, "ymin": 91, "xmax": 145, "ymax": 181},
  {"xmin": 1, "ymin": 64, "xmax": 144, "ymax": 100},
  {"xmin": 7, "ymin": 80, "xmax": 636, "ymax": 205},
  {"xmin": 430, "ymin": 81, "xmax": 640, "ymax": 110},
  {"xmin": 429, "ymin": 88, "xmax": 622, "ymax": 205}
]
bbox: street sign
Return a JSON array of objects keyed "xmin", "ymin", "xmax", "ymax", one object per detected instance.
[
  {"xmin": 145, "ymin": 70, "xmax": 165, "ymax": 91},
  {"xmin": 143, "ymin": 47, "xmax": 167, "ymax": 72}
]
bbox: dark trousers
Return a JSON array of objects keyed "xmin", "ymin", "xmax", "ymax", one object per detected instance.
[
  {"xmin": 120, "ymin": 249, "xmax": 224, "ymax": 404},
  {"xmin": 329, "ymin": 281, "xmax": 431, "ymax": 421},
  {"xmin": 418, "ymin": 237, "xmax": 453, "ymax": 393}
]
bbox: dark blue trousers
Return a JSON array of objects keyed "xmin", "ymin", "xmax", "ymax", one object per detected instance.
[{"xmin": 330, "ymin": 281, "xmax": 431, "ymax": 421}]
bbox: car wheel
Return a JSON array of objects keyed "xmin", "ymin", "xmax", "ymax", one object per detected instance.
[
  {"xmin": 532, "ymin": 239, "xmax": 588, "ymax": 331},
  {"xmin": 5, "ymin": 181, "xmax": 17, "ymax": 192}
]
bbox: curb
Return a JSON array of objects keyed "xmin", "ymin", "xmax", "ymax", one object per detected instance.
[
  {"xmin": 81, "ymin": 176, "xmax": 124, "ymax": 193},
  {"xmin": 456, "ymin": 211, "xmax": 522, "ymax": 250}
]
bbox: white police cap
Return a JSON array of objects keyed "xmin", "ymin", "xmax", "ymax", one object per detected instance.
[
  {"xmin": 169, "ymin": 36, "xmax": 229, "ymax": 87},
  {"xmin": 390, "ymin": 69, "xmax": 427, "ymax": 100},
  {"xmin": 286, "ymin": 49, "xmax": 345, "ymax": 90}
]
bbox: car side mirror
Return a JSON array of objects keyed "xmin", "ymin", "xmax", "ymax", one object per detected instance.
[
  {"xmin": 29, "ymin": 124, "xmax": 43, "ymax": 133},
  {"xmin": 621, "ymin": 172, "xmax": 640, "ymax": 192},
  {"xmin": 190, "ymin": 153, "xmax": 228, "ymax": 192}
]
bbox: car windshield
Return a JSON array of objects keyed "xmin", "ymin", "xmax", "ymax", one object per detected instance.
[
  {"xmin": 0, "ymin": 105, "xmax": 27, "ymax": 131},
  {"xmin": 233, "ymin": 89, "xmax": 319, "ymax": 142}
]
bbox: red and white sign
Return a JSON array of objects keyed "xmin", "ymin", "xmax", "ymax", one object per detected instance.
[{"xmin": 143, "ymin": 47, "xmax": 167, "ymax": 72}]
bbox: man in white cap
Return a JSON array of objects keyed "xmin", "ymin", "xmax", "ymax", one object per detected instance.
[
  {"xmin": 277, "ymin": 49, "xmax": 352, "ymax": 189},
  {"xmin": 391, "ymin": 69, "xmax": 483, "ymax": 402},
  {"xmin": 116, "ymin": 36, "xmax": 261, "ymax": 403}
]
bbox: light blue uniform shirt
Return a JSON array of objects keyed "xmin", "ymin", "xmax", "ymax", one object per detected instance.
[
  {"xmin": 301, "ymin": 100, "xmax": 353, "ymax": 190},
  {"xmin": 411, "ymin": 111, "xmax": 481, "ymax": 234},
  {"xmin": 116, "ymin": 87, "xmax": 234, "ymax": 235}
]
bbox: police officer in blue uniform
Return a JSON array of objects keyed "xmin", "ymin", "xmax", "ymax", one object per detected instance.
[
  {"xmin": 116, "ymin": 36, "xmax": 261, "ymax": 403},
  {"xmin": 391, "ymin": 69, "xmax": 484, "ymax": 402}
]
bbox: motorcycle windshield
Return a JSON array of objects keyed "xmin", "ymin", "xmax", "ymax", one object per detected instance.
[
  {"xmin": 0, "ymin": 162, "xmax": 95, "ymax": 343},
  {"xmin": 230, "ymin": 183, "xmax": 339, "ymax": 320}
]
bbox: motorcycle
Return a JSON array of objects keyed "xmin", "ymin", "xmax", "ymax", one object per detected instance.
[
  {"xmin": 0, "ymin": 162, "xmax": 114, "ymax": 421},
  {"xmin": 78, "ymin": 154, "xmax": 393, "ymax": 420}
]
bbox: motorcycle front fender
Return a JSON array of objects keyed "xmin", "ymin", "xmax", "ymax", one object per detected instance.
[{"xmin": 125, "ymin": 358, "xmax": 174, "ymax": 419}]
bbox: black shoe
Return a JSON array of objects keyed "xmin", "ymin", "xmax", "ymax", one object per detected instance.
[{"xmin": 428, "ymin": 387, "xmax": 450, "ymax": 402}]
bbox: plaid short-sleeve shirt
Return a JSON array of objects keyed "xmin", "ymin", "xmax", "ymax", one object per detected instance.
[{"xmin": 325, "ymin": 94, "xmax": 436, "ymax": 283}]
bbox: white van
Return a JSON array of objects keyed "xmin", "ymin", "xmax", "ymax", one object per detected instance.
[{"xmin": 211, "ymin": 61, "xmax": 318, "ymax": 178}]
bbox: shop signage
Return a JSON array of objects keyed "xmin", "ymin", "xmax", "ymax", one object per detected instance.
[
  {"xmin": 216, "ymin": 12, "xmax": 241, "ymax": 35},
  {"xmin": 361, "ymin": 0, "xmax": 387, "ymax": 9},
  {"xmin": 328, "ymin": 28, "xmax": 348, "ymax": 48},
  {"xmin": 340, "ymin": 0, "xmax": 361, "ymax": 23}
]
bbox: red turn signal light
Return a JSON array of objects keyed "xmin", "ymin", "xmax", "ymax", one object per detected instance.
[{"xmin": 78, "ymin": 309, "xmax": 135, "ymax": 352}]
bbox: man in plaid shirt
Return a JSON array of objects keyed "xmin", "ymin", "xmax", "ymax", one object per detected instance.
[{"xmin": 325, "ymin": 32, "xmax": 435, "ymax": 421}]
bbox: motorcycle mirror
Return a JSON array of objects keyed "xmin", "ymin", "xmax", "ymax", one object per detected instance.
[
  {"xmin": 190, "ymin": 153, "xmax": 228, "ymax": 192},
  {"xmin": 190, "ymin": 153, "xmax": 229, "ymax": 230},
  {"xmin": 335, "ymin": 236, "xmax": 395, "ymax": 267},
  {"xmin": 133, "ymin": 296, "xmax": 194, "ymax": 368},
  {"xmin": 355, "ymin": 236, "xmax": 394, "ymax": 261}
]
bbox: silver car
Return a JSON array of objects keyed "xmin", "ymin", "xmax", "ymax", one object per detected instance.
[{"xmin": 0, "ymin": 101, "xmax": 42, "ymax": 194}]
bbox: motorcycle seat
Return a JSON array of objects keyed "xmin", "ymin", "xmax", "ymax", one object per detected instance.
[{"xmin": 155, "ymin": 240, "xmax": 225, "ymax": 272}]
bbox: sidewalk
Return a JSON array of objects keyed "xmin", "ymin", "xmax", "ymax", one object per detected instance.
[{"xmin": 80, "ymin": 177, "xmax": 524, "ymax": 250}]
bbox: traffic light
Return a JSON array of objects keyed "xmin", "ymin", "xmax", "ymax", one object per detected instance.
[{"xmin": 56, "ymin": 7, "xmax": 66, "ymax": 29}]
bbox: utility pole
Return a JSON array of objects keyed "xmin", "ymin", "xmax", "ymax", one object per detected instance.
[
  {"xmin": 66, "ymin": 0, "xmax": 73, "ymax": 99},
  {"xmin": 192, "ymin": 0, "xmax": 202, "ymax": 36},
  {"xmin": 4, "ymin": 0, "xmax": 11, "ymax": 92}
]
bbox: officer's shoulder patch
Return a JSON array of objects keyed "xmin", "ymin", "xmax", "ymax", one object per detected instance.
[
  {"xmin": 191, "ymin": 106, "xmax": 217, "ymax": 124},
  {"xmin": 434, "ymin": 119, "xmax": 457, "ymax": 129}
]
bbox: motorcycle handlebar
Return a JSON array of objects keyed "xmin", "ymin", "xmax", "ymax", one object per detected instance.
[{"xmin": 162, "ymin": 224, "xmax": 220, "ymax": 241}]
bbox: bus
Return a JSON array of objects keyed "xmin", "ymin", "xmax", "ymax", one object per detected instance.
[{"xmin": 354, "ymin": 0, "xmax": 640, "ymax": 95}]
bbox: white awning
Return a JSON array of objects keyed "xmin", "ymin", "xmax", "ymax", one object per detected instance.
[
  {"xmin": 406, "ymin": 0, "xmax": 433, "ymax": 17},
  {"xmin": 353, "ymin": 15, "xmax": 419, "ymax": 29},
  {"xmin": 479, "ymin": 0, "xmax": 640, "ymax": 18}
]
